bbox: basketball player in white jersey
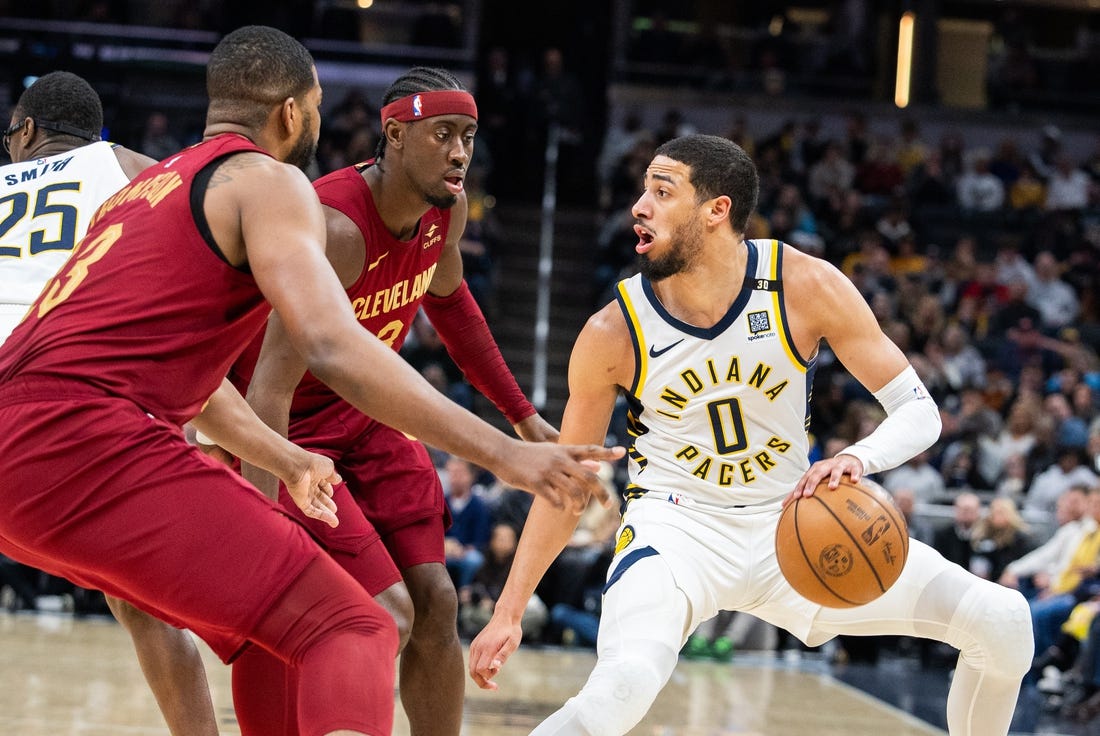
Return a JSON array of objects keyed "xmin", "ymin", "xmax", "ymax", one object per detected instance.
[
  {"xmin": 2, "ymin": 71, "xmax": 221, "ymax": 736},
  {"xmin": 469, "ymin": 134, "xmax": 1032, "ymax": 736}
]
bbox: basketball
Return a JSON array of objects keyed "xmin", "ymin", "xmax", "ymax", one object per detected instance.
[{"xmin": 775, "ymin": 477, "xmax": 909, "ymax": 608}]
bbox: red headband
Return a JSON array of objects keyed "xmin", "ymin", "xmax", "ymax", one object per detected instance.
[{"xmin": 380, "ymin": 90, "xmax": 478, "ymax": 126}]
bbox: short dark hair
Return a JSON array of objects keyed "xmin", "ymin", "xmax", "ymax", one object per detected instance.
[
  {"xmin": 654, "ymin": 134, "xmax": 759, "ymax": 234},
  {"xmin": 376, "ymin": 66, "xmax": 467, "ymax": 159},
  {"xmin": 207, "ymin": 25, "xmax": 316, "ymax": 129},
  {"xmin": 13, "ymin": 71, "xmax": 103, "ymax": 144}
]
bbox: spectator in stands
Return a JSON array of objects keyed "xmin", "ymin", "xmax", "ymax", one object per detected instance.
[
  {"xmin": 956, "ymin": 148, "xmax": 1006, "ymax": 212},
  {"xmin": 1002, "ymin": 484, "xmax": 1094, "ymax": 600},
  {"xmin": 475, "ymin": 46, "xmax": 524, "ymax": 196},
  {"xmin": 981, "ymin": 395, "xmax": 1043, "ymax": 493},
  {"xmin": 1029, "ymin": 125, "xmax": 1064, "ymax": 181},
  {"xmin": 807, "ymin": 140, "xmax": 856, "ymax": 211},
  {"xmin": 895, "ymin": 117, "xmax": 928, "ymax": 178},
  {"xmin": 1028, "ymin": 486, "xmax": 1100, "ymax": 665},
  {"xmin": 927, "ymin": 323, "xmax": 987, "ymax": 393},
  {"xmin": 932, "ymin": 491, "xmax": 983, "ymax": 571},
  {"xmin": 993, "ymin": 240, "xmax": 1037, "ymax": 290},
  {"xmin": 968, "ymin": 496, "xmax": 1035, "ymax": 581},
  {"xmin": 138, "ymin": 110, "xmax": 180, "ymax": 161},
  {"xmin": 443, "ymin": 456, "xmax": 494, "ymax": 591},
  {"xmin": 890, "ymin": 487, "xmax": 936, "ymax": 545},
  {"xmin": 1026, "ymin": 445, "xmax": 1100, "ymax": 518},
  {"xmin": 996, "ymin": 452, "xmax": 1033, "ymax": 502},
  {"xmin": 854, "ymin": 136, "xmax": 904, "ymax": 204},
  {"xmin": 1045, "ymin": 153, "xmax": 1092, "ymax": 213},
  {"xmin": 1009, "ymin": 161, "xmax": 1047, "ymax": 214},
  {"xmin": 937, "ymin": 130, "xmax": 966, "ymax": 186},
  {"xmin": 1027, "ymin": 251, "xmax": 1080, "ymax": 332},
  {"xmin": 989, "ymin": 136, "xmax": 1024, "ymax": 188},
  {"xmin": 882, "ymin": 449, "xmax": 946, "ymax": 504},
  {"xmin": 907, "ymin": 149, "xmax": 956, "ymax": 209},
  {"xmin": 873, "ymin": 199, "xmax": 913, "ymax": 250}
]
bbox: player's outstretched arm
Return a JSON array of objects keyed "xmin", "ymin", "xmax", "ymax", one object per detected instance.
[{"xmin": 470, "ymin": 304, "xmax": 626, "ymax": 690}]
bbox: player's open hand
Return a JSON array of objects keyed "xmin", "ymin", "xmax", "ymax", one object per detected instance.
[
  {"xmin": 468, "ymin": 613, "xmax": 523, "ymax": 690},
  {"xmin": 497, "ymin": 442, "xmax": 625, "ymax": 514},
  {"xmin": 284, "ymin": 451, "xmax": 341, "ymax": 528}
]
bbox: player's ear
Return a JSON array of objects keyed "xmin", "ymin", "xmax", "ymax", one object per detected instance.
[
  {"xmin": 706, "ymin": 195, "xmax": 732, "ymax": 226},
  {"xmin": 278, "ymin": 96, "xmax": 298, "ymax": 137},
  {"xmin": 382, "ymin": 118, "xmax": 404, "ymax": 149}
]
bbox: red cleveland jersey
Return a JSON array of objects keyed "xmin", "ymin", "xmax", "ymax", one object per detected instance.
[
  {"xmin": 233, "ymin": 162, "xmax": 451, "ymax": 413},
  {"xmin": 0, "ymin": 134, "xmax": 272, "ymax": 426}
]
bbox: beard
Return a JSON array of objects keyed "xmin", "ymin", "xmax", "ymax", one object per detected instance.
[
  {"xmin": 286, "ymin": 109, "xmax": 318, "ymax": 173},
  {"xmin": 424, "ymin": 190, "xmax": 458, "ymax": 210},
  {"xmin": 638, "ymin": 215, "xmax": 704, "ymax": 282}
]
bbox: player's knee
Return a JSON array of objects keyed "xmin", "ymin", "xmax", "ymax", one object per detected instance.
[
  {"xmin": 570, "ymin": 644, "xmax": 676, "ymax": 736},
  {"xmin": 375, "ymin": 583, "xmax": 415, "ymax": 652},
  {"xmin": 958, "ymin": 581, "xmax": 1033, "ymax": 678},
  {"xmin": 408, "ymin": 571, "xmax": 460, "ymax": 640}
]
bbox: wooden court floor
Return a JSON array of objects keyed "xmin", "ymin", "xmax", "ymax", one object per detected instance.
[{"xmin": 0, "ymin": 611, "xmax": 946, "ymax": 736}]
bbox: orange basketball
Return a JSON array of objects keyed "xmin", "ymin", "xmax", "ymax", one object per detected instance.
[{"xmin": 775, "ymin": 477, "xmax": 908, "ymax": 608}]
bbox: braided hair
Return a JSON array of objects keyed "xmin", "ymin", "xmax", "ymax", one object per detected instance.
[{"xmin": 375, "ymin": 66, "xmax": 467, "ymax": 161}]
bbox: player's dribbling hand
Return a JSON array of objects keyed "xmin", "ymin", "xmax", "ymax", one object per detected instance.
[
  {"xmin": 468, "ymin": 614, "xmax": 523, "ymax": 691},
  {"xmin": 499, "ymin": 442, "xmax": 625, "ymax": 514},
  {"xmin": 784, "ymin": 454, "xmax": 866, "ymax": 506},
  {"xmin": 285, "ymin": 451, "xmax": 342, "ymax": 528}
]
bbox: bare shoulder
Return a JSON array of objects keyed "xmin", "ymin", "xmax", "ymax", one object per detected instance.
[
  {"xmin": 322, "ymin": 202, "xmax": 366, "ymax": 285},
  {"xmin": 572, "ymin": 299, "xmax": 633, "ymax": 387},
  {"xmin": 781, "ymin": 244, "xmax": 863, "ymax": 316},
  {"xmin": 583, "ymin": 299, "xmax": 629, "ymax": 342}
]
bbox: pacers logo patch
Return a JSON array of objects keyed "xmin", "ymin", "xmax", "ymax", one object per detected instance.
[{"xmin": 614, "ymin": 525, "xmax": 635, "ymax": 555}]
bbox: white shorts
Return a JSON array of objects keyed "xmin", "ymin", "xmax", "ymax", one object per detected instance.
[{"xmin": 607, "ymin": 495, "xmax": 959, "ymax": 647}]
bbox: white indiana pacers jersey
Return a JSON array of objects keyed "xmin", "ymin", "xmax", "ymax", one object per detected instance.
[
  {"xmin": 615, "ymin": 239, "xmax": 816, "ymax": 508},
  {"xmin": 0, "ymin": 141, "xmax": 129, "ymax": 307}
]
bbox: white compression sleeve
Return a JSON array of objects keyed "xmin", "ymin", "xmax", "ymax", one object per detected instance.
[{"xmin": 838, "ymin": 365, "xmax": 941, "ymax": 475}]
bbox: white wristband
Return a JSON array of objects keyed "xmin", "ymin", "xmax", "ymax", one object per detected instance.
[{"xmin": 193, "ymin": 429, "xmax": 216, "ymax": 446}]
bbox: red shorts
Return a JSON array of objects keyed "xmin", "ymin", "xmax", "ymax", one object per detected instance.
[
  {"xmin": 0, "ymin": 382, "xmax": 336, "ymax": 663},
  {"xmin": 280, "ymin": 400, "xmax": 448, "ymax": 583}
]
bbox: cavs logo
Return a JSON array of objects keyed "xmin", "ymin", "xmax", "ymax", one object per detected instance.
[
  {"xmin": 818, "ymin": 543, "xmax": 854, "ymax": 577},
  {"xmin": 614, "ymin": 525, "xmax": 635, "ymax": 555},
  {"xmin": 422, "ymin": 223, "xmax": 442, "ymax": 249}
]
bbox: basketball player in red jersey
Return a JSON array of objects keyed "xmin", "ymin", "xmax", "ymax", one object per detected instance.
[
  {"xmin": 0, "ymin": 26, "xmax": 621, "ymax": 736},
  {"xmin": 206, "ymin": 66, "xmax": 557, "ymax": 736},
  {"xmin": 3, "ymin": 70, "xmax": 221, "ymax": 736}
]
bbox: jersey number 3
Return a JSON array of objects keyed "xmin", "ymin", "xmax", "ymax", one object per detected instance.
[{"xmin": 38, "ymin": 223, "xmax": 122, "ymax": 318}]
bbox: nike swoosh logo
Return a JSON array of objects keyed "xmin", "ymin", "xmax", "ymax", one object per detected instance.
[
  {"xmin": 367, "ymin": 252, "xmax": 389, "ymax": 271},
  {"xmin": 648, "ymin": 339, "xmax": 684, "ymax": 358}
]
